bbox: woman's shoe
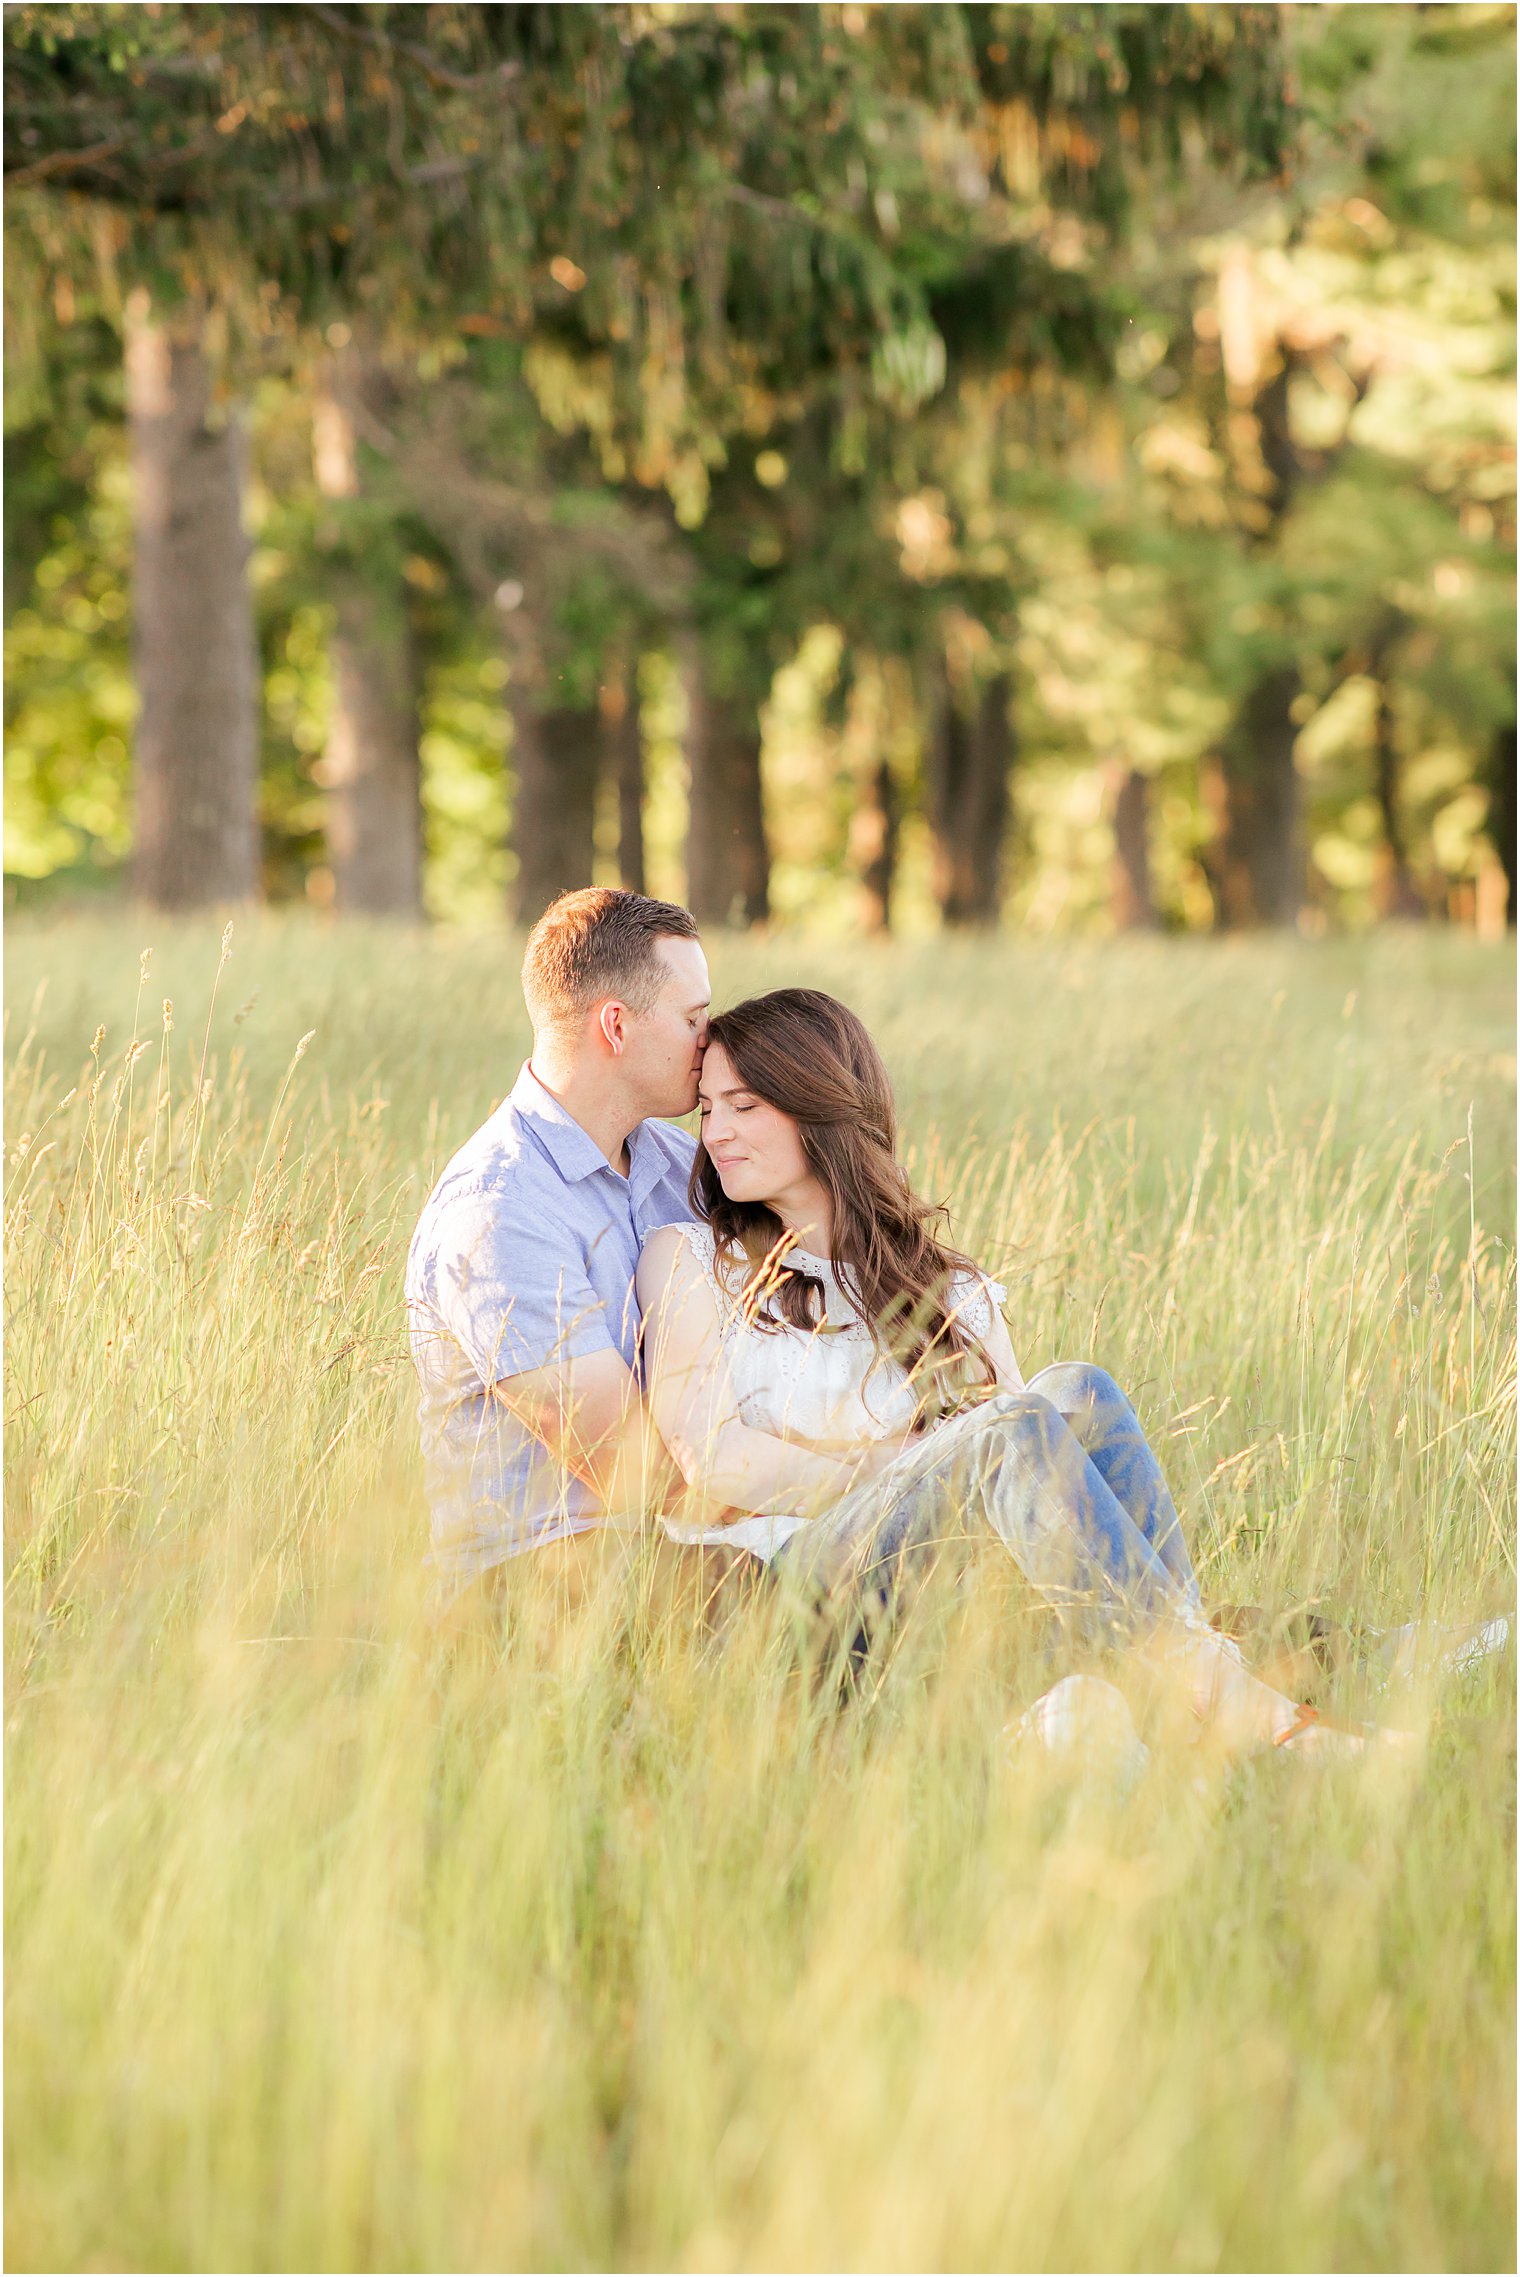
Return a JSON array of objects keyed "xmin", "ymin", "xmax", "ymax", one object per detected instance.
[
  {"xmin": 1269, "ymin": 1702, "xmax": 1419, "ymax": 1761},
  {"xmin": 1272, "ymin": 1701, "xmax": 1321, "ymax": 1748},
  {"xmin": 1009, "ymin": 1674, "xmax": 1151, "ymax": 1797}
]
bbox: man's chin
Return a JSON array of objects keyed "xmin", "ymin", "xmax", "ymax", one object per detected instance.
[{"xmin": 656, "ymin": 1077, "xmax": 701, "ymax": 1120}]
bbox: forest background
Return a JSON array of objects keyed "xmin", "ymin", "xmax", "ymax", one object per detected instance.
[{"xmin": 4, "ymin": 1, "xmax": 1515, "ymax": 943}]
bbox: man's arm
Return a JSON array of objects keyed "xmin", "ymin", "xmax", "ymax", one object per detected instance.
[
  {"xmin": 431, "ymin": 1191, "xmax": 682, "ymax": 1520},
  {"xmin": 493, "ymin": 1346, "xmax": 682, "ymax": 1518}
]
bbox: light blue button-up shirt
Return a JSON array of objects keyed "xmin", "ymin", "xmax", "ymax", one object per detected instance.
[{"xmin": 405, "ymin": 1063, "xmax": 696, "ymax": 1586}]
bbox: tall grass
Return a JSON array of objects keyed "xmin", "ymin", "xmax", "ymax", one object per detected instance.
[{"xmin": 5, "ymin": 913, "xmax": 1514, "ymax": 2272}]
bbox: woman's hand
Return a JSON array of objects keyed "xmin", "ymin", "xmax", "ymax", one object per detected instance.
[
  {"xmin": 773, "ymin": 1414, "xmax": 926, "ymax": 1460},
  {"xmin": 665, "ymin": 1434, "xmax": 749, "ymax": 1527},
  {"xmin": 842, "ymin": 1423, "xmax": 924, "ymax": 1485}
]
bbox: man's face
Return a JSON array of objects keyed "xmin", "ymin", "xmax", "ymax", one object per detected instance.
[{"xmin": 624, "ymin": 936, "xmax": 711, "ymax": 1118}]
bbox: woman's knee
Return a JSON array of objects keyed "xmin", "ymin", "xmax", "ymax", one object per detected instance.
[
  {"xmin": 966, "ymin": 1388, "xmax": 1064, "ymax": 1446},
  {"xmin": 975, "ymin": 1388, "xmax": 1046, "ymax": 1419},
  {"xmin": 1026, "ymin": 1360, "xmax": 1127, "ymax": 1416}
]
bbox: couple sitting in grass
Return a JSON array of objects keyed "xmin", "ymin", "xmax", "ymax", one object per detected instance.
[{"xmin": 405, "ymin": 886, "xmax": 1397, "ymax": 1764}]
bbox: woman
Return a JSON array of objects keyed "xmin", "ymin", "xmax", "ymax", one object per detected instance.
[{"xmin": 637, "ymin": 990, "xmax": 1391, "ymax": 1761}]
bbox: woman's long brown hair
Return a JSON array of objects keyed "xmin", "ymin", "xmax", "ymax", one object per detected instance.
[{"xmin": 690, "ymin": 989, "xmax": 995, "ymax": 1418}]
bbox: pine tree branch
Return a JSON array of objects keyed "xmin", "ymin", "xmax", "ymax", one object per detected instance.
[
  {"xmin": 300, "ymin": 6, "xmax": 522, "ymax": 98},
  {"xmin": 726, "ymin": 182, "xmax": 806, "ymax": 227},
  {"xmin": 6, "ymin": 135, "xmax": 125, "ymax": 188}
]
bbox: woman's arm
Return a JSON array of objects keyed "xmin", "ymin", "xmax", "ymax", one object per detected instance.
[
  {"xmin": 636, "ymin": 1227, "xmax": 904, "ymax": 1521},
  {"xmin": 977, "ymin": 1293, "xmax": 1024, "ymax": 1391}
]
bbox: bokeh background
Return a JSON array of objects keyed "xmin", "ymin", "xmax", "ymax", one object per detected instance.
[{"xmin": 4, "ymin": 2, "xmax": 1515, "ymax": 942}]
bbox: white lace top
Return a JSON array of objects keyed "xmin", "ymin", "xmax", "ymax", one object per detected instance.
[{"xmin": 655, "ymin": 1222, "xmax": 1012, "ymax": 1561}]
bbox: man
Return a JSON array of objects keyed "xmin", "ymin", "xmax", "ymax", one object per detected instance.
[{"xmin": 405, "ymin": 887, "xmax": 715, "ymax": 1611}]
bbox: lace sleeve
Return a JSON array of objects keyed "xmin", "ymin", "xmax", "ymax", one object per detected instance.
[
  {"xmin": 949, "ymin": 1268, "xmax": 1007, "ymax": 1340},
  {"xmin": 952, "ymin": 1269, "xmax": 1022, "ymax": 1390}
]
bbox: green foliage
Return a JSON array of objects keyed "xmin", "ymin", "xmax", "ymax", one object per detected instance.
[
  {"xmin": 419, "ymin": 648, "xmax": 513, "ymax": 924},
  {"xmin": 1, "ymin": 5, "xmax": 1511, "ymax": 928},
  {"xmin": 3, "ymin": 418, "xmax": 133, "ymax": 888}
]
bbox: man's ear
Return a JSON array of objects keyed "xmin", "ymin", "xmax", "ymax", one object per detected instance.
[{"xmin": 597, "ymin": 999, "xmax": 628, "ymax": 1055}]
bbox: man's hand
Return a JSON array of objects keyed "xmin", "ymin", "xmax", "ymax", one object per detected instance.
[{"xmin": 494, "ymin": 1347, "xmax": 681, "ymax": 1519}]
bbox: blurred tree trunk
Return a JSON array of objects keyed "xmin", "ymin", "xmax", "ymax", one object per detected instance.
[
  {"xmin": 312, "ymin": 360, "xmax": 423, "ymax": 917},
  {"xmin": 505, "ymin": 612, "xmax": 598, "ymax": 923},
  {"xmin": 1205, "ymin": 347, "xmax": 1306, "ymax": 930},
  {"xmin": 323, "ymin": 589, "xmax": 424, "ymax": 916},
  {"xmin": 1107, "ymin": 763, "xmax": 1158, "ymax": 930},
  {"xmin": 846, "ymin": 660, "xmax": 898, "ymax": 933},
  {"xmin": 125, "ymin": 290, "xmax": 260, "ymax": 909},
  {"xmin": 929, "ymin": 665, "xmax": 1012, "ymax": 927},
  {"xmin": 681, "ymin": 635, "xmax": 770, "ymax": 926},
  {"xmin": 512, "ymin": 701, "xmax": 600, "ymax": 927},
  {"xmin": 1201, "ymin": 294, "xmax": 1372, "ymax": 929},
  {"xmin": 600, "ymin": 662, "xmax": 645, "ymax": 894},
  {"xmin": 1368, "ymin": 661, "xmax": 1425, "ymax": 921},
  {"xmin": 928, "ymin": 677, "xmax": 972, "ymax": 919},
  {"xmin": 1205, "ymin": 664, "xmax": 1304, "ymax": 929},
  {"xmin": 850, "ymin": 755, "xmax": 898, "ymax": 934},
  {"xmin": 1480, "ymin": 716, "xmax": 1516, "ymax": 927}
]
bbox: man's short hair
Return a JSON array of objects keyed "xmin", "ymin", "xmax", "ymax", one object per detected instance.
[{"xmin": 521, "ymin": 887, "xmax": 700, "ymax": 1032}]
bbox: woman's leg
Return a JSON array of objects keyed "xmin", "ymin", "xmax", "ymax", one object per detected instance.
[
  {"xmin": 773, "ymin": 1397, "xmax": 1364, "ymax": 1757},
  {"xmin": 1024, "ymin": 1362, "xmax": 1200, "ymax": 1607},
  {"xmin": 965, "ymin": 1389, "xmax": 1192, "ymax": 1625},
  {"xmin": 775, "ymin": 1391, "xmax": 1187, "ymax": 1632},
  {"xmin": 961, "ymin": 1401, "xmax": 1374, "ymax": 1755}
]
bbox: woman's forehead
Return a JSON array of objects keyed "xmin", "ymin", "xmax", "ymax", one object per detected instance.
[{"xmin": 697, "ymin": 1043, "xmax": 752, "ymax": 1100}]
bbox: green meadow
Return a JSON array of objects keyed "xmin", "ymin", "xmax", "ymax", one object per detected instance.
[{"xmin": 5, "ymin": 913, "xmax": 1514, "ymax": 2272}]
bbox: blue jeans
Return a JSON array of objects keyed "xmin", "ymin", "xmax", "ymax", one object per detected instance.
[{"xmin": 770, "ymin": 1363, "xmax": 1200, "ymax": 1647}]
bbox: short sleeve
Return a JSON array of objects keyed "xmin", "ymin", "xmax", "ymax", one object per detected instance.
[
  {"xmin": 430, "ymin": 1191, "xmax": 615, "ymax": 1386},
  {"xmin": 950, "ymin": 1268, "xmax": 1022, "ymax": 1390},
  {"xmin": 948, "ymin": 1269, "xmax": 1006, "ymax": 1339},
  {"xmin": 648, "ymin": 1222, "xmax": 744, "ymax": 1321}
]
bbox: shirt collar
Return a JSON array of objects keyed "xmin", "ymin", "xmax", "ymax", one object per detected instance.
[
  {"xmin": 509, "ymin": 1062, "xmax": 615, "ymax": 1185},
  {"xmin": 508, "ymin": 1061, "xmax": 684, "ymax": 1197},
  {"xmin": 626, "ymin": 1113, "xmax": 684, "ymax": 1209}
]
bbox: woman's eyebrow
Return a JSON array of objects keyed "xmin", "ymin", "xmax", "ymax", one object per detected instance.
[{"xmin": 697, "ymin": 1080, "xmax": 753, "ymax": 1105}]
